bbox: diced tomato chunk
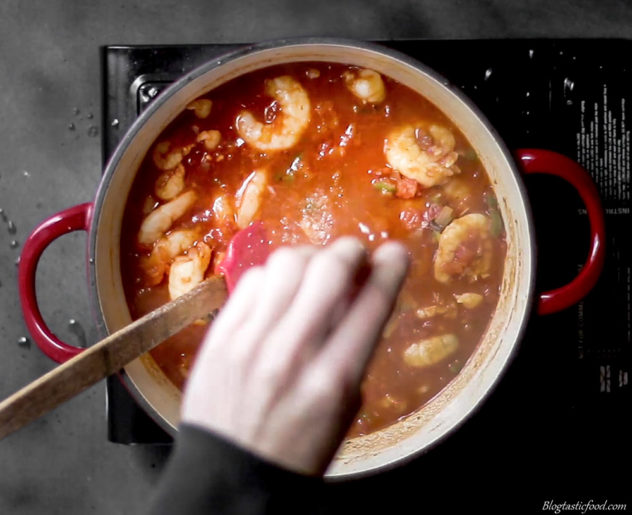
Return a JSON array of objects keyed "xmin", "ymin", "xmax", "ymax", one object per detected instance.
[
  {"xmin": 399, "ymin": 208, "xmax": 423, "ymax": 230},
  {"xmin": 394, "ymin": 173, "xmax": 419, "ymax": 199}
]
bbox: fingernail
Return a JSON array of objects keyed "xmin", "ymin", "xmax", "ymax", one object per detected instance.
[
  {"xmin": 331, "ymin": 236, "xmax": 367, "ymax": 261},
  {"xmin": 374, "ymin": 241, "xmax": 410, "ymax": 276}
]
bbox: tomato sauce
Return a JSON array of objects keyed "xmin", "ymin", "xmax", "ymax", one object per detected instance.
[{"xmin": 120, "ymin": 62, "xmax": 506, "ymax": 437}]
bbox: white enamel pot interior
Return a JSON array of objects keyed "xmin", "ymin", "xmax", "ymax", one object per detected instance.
[{"xmin": 89, "ymin": 39, "xmax": 535, "ymax": 479}]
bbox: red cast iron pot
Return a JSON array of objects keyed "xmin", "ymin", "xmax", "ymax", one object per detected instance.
[{"xmin": 17, "ymin": 39, "xmax": 605, "ymax": 479}]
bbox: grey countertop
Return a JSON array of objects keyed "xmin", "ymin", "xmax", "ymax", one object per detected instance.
[{"xmin": 1, "ymin": 1, "xmax": 630, "ymax": 513}]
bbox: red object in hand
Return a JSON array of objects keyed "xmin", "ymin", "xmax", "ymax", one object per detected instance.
[{"xmin": 217, "ymin": 221, "xmax": 274, "ymax": 293}]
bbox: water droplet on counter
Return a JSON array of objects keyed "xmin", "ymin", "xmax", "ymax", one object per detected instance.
[
  {"xmin": 68, "ymin": 319, "xmax": 88, "ymax": 348},
  {"xmin": 89, "ymin": 257, "xmax": 95, "ymax": 264},
  {"xmin": 87, "ymin": 112, "xmax": 94, "ymax": 119},
  {"xmin": 73, "ymin": 107, "xmax": 80, "ymax": 116},
  {"xmin": 14, "ymin": 257, "xmax": 20, "ymax": 267},
  {"xmin": 7, "ymin": 220, "xmax": 16, "ymax": 234},
  {"xmin": 528, "ymin": 49, "xmax": 534, "ymax": 59},
  {"xmin": 111, "ymin": 118, "xmax": 119, "ymax": 128},
  {"xmin": 10, "ymin": 239, "xmax": 19, "ymax": 248},
  {"xmin": 0, "ymin": 208, "xmax": 6, "ymax": 222},
  {"xmin": 525, "ymin": 91, "xmax": 531, "ymax": 98},
  {"xmin": 566, "ymin": 99, "xmax": 573, "ymax": 106},
  {"xmin": 87, "ymin": 125, "xmax": 99, "ymax": 137},
  {"xmin": 68, "ymin": 122, "xmax": 76, "ymax": 131},
  {"xmin": 23, "ymin": 170, "xmax": 30, "ymax": 178},
  {"xmin": 17, "ymin": 336, "xmax": 31, "ymax": 348},
  {"xmin": 484, "ymin": 68, "xmax": 493, "ymax": 80}
]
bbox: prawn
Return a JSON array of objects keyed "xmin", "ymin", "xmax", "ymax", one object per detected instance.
[
  {"xmin": 454, "ymin": 292, "xmax": 484, "ymax": 309},
  {"xmin": 139, "ymin": 229, "xmax": 200, "ymax": 286},
  {"xmin": 186, "ymin": 99, "xmax": 212, "ymax": 119},
  {"xmin": 197, "ymin": 129, "xmax": 221, "ymax": 151},
  {"xmin": 434, "ymin": 213, "xmax": 493, "ymax": 283},
  {"xmin": 403, "ymin": 334, "xmax": 459, "ymax": 368},
  {"xmin": 212, "ymin": 193, "xmax": 235, "ymax": 226},
  {"xmin": 384, "ymin": 124, "xmax": 460, "ymax": 188},
  {"xmin": 168, "ymin": 242, "xmax": 212, "ymax": 300},
  {"xmin": 441, "ymin": 176, "xmax": 473, "ymax": 215},
  {"xmin": 152, "ymin": 141, "xmax": 183, "ymax": 171},
  {"xmin": 343, "ymin": 68, "xmax": 386, "ymax": 104},
  {"xmin": 236, "ymin": 169, "xmax": 268, "ymax": 229},
  {"xmin": 138, "ymin": 190, "xmax": 197, "ymax": 247},
  {"xmin": 236, "ymin": 75, "xmax": 311, "ymax": 152},
  {"xmin": 153, "ymin": 140, "xmax": 196, "ymax": 171},
  {"xmin": 415, "ymin": 302, "xmax": 457, "ymax": 320},
  {"xmin": 155, "ymin": 164, "xmax": 185, "ymax": 201}
]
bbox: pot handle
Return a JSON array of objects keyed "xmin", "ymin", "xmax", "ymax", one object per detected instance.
[
  {"xmin": 515, "ymin": 149, "xmax": 606, "ymax": 315},
  {"xmin": 18, "ymin": 203, "xmax": 93, "ymax": 363}
]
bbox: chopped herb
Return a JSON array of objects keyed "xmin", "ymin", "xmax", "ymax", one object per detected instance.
[
  {"xmin": 461, "ymin": 149, "xmax": 479, "ymax": 162},
  {"xmin": 433, "ymin": 205, "xmax": 454, "ymax": 231},
  {"xmin": 373, "ymin": 181, "xmax": 396, "ymax": 195},
  {"xmin": 490, "ymin": 210, "xmax": 504, "ymax": 237},
  {"xmin": 485, "ymin": 193, "xmax": 504, "ymax": 237},
  {"xmin": 485, "ymin": 193, "xmax": 499, "ymax": 210}
]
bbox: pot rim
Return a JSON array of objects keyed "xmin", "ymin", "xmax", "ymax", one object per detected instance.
[{"xmin": 88, "ymin": 37, "xmax": 537, "ymax": 466}]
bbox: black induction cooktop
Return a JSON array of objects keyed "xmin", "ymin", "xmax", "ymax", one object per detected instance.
[{"xmin": 102, "ymin": 40, "xmax": 630, "ymax": 512}]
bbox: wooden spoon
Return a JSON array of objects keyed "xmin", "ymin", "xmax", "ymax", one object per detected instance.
[{"xmin": 0, "ymin": 222, "xmax": 273, "ymax": 441}]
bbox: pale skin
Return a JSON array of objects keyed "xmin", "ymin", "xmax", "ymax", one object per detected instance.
[{"xmin": 181, "ymin": 237, "xmax": 410, "ymax": 475}]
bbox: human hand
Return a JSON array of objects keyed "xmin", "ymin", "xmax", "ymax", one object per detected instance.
[{"xmin": 181, "ymin": 237, "xmax": 409, "ymax": 475}]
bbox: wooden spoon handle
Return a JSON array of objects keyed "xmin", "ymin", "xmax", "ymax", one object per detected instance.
[{"xmin": 0, "ymin": 277, "xmax": 227, "ymax": 441}]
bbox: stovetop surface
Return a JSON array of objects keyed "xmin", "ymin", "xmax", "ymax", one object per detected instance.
[{"xmin": 102, "ymin": 40, "xmax": 630, "ymax": 506}]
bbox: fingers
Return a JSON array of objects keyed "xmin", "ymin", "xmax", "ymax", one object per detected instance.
[
  {"xmin": 312, "ymin": 241, "xmax": 409, "ymax": 386},
  {"xmin": 185, "ymin": 264, "xmax": 266, "ymax": 408},
  {"xmin": 199, "ymin": 265, "xmax": 265, "ymax": 353},
  {"xmin": 233, "ymin": 246, "xmax": 318, "ymax": 353},
  {"xmin": 185, "ymin": 246, "xmax": 316, "ymax": 427},
  {"xmin": 255, "ymin": 237, "xmax": 368, "ymax": 371}
]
